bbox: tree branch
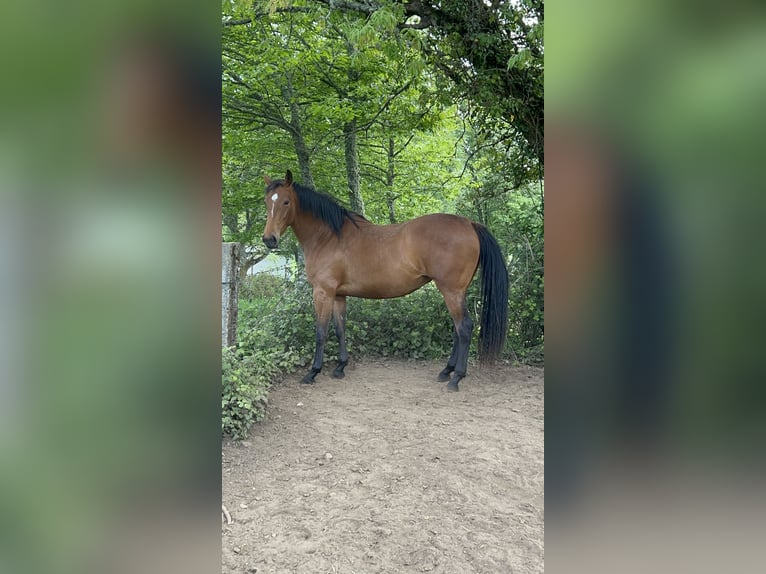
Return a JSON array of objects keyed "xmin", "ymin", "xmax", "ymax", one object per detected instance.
[
  {"xmin": 222, "ymin": 7, "xmax": 314, "ymax": 27},
  {"xmin": 360, "ymin": 161, "xmax": 388, "ymax": 176},
  {"xmin": 223, "ymin": 18, "xmax": 252, "ymax": 27},
  {"xmin": 360, "ymin": 171, "xmax": 389, "ymax": 186},
  {"xmin": 311, "ymin": 0, "xmax": 379, "ymax": 15},
  {"xmin": 356, "ymin": 79, "xmax": 413, "ymax": 132},
  {"xmin": 393, "ymin": 132, "xmax": 417, "ymax": 157}
]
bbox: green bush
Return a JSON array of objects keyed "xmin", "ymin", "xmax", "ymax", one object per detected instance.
[
  {"xmin": 265, "ymin": 281, "xmax": 316, "ymax": 360},
  {"xmin": 222, "ymin": 297, "xmax": 305, "ymax": 439},
  {"xmin": 249, "ymin": 280, "xmax": 456, "ymax": 362},
  {"xmin": 503, "ymin": 196, "xmax": 544, "ymax": 362},
  {"xmin": 345, "ymin": 287, "xmax": 455, "ymax": 359},
  {"xmin": 239, "ymin": 272, "xmax": 285, "ymax": 300},
  {"xmin": 463, "ymin": 190, "xmax": 544, "ymax": 363},
  {"xmin": 222, "ymin": 346, "xmax": 269, "ymax": 440}
]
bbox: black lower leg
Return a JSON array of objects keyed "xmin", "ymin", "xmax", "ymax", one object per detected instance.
[
  {"xmin": 438, "ymin": 336, "xmax": 459, "ymax": 381},
  {"xmin": 447, "ymin": 313, "xmax": 473, "ymax": 392},
  {"xmin": 332, "ymin": 297, "xmax": 348, "ymax": 378},
  {"xmin": 302, "ymin": 322, "xmax": 328, "ymax": 384}
]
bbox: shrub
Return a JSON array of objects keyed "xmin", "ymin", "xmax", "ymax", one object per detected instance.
[
  {"xmin": 248, "ymin": 280, "xmax": 457, "ymax": 362},
  {"xmin": 221, "ymin": 320, "xmax": 298, "ymax": 440},
  {"xmin": 265, "ymin": 281, "xmax": 316, "ymax": 360},
  {"xmin": 345, "ymin": 286, "xmax": 455, "ymax": 359},
  {"xmin": 239, "ymin": 272, "xmax": 285, "ymax": 300},
  {"xmin": 462, "ymin": 190, "xmax": 544, "ymax": 363},
  {"xmin": 221, "ymin": 346, "xmax": 269, "ymax": 440},
  {"xmin": 502, "ymin": 196, "xmax": 544, "ymax": 362}
]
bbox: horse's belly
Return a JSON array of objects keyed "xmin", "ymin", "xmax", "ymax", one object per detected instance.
[{"xmin": 336, "ymin": 275, "xmax": 430, "ymax": 299}]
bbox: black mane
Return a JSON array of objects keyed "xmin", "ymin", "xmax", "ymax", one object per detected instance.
[{"xmin": 266, "ymin": 179, "xmax": 364, "ymax": 236}]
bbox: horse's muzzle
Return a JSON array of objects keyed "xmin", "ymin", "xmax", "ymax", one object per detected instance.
[{"xmin": 262, "ymin": 235, "xmax": 278, "ymax": 249}]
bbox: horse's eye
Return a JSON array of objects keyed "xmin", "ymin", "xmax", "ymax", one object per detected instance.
[{"xmin": 283, "ymin": 200, "xmax": 290, "ymax": 205}]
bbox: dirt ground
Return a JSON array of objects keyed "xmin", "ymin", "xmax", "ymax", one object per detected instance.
[{"xmin": 222, "ymin": 358, "xmax": 544, "ymax": 574}]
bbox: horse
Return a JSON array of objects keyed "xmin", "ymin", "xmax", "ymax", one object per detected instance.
[{"xmin": 261, "ymin": 170, "xmax": 508, "ymax": 391}]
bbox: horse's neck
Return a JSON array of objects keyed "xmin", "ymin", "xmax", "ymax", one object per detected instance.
[{"xmin": 291, "ymin": 211, "xmax": 342, "ymax": 254}]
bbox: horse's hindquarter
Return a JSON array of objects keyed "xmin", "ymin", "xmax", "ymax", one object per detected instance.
[
  {"xmin": 408, "ymin": 214, "xmax": 480, "ymax": 289},
  {"xmin": 329, "ymin": 214, "xmax": 480, "ymax": 298}
]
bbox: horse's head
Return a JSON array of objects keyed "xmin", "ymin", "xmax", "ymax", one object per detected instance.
[{"xmin": 262, "ymin": 170, "xmax": 297, "ymax": 249}]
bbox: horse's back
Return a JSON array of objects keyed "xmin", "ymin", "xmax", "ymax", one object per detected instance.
[
  {"xmin": 327, "ymin": 213, "xmax": 480, "ymax": 298},
  {"xmin": 402, "ymin": 213, "xmax": 477, "ymax": 242}
]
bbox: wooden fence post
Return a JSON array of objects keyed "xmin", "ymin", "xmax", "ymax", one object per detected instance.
[{"xmin": 222, "ymin": 242, "xmax": 240, "ymax": 348}]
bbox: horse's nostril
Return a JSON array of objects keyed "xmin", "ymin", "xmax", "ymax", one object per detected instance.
[{"xmin": 263, "ymin": 235, "xmax": 278, "ymax": 248}]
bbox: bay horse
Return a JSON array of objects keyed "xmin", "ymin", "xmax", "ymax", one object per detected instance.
[{"xmin": 262, "ymin": 170, "xmax": 508, "ymax": 391}]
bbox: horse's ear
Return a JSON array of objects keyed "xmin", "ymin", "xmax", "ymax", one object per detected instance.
[
  {"xmin": 263, "ymin": 175, "xmax": 272, "ymax": 185},
  {"xmin": 285, "ymin": 170, "xmax": 293, "ymax": 186}
]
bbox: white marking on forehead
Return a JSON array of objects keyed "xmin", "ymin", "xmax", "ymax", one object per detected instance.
[{"xmin": 271, "ymin": 193, "xmax": 278, "ymax": 202}]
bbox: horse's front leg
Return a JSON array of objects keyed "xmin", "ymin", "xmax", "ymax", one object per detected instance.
[
  {"xmin": 332, "ymin": 296, "xmax": 348, "ymax": 378},
  {"xmin": 301, "ymin": 288, "xmax": 334, "ymax": 385}
]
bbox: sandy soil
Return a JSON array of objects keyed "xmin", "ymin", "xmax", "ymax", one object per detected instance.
[{"xmin": 222, "ymin": 358, "xmax": 544, "ymax": 574}]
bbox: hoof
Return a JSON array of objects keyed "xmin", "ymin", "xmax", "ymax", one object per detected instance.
[
  {"xmin": 437, "ymin": 368, "xmax": 452, "ymax": 382},
  {"xmin": 332, "ymin": 361, "xmax": 347, "ymax": 379},
  {"xmin": 300, "ymin": 374, "xmax": 317, "ymax": 385},
  {"xmin": 447, "ymin": 372, "xmax": 464, "ymax": 392}
]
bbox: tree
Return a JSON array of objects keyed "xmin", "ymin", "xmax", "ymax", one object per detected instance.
[
  {"xmin": 305, "ymin": 0, "xmax": 544, "ymax": 179},
  {"xmin": 223, "ymin": 3, "xmax": 433, "ymax": 216},
  {"xmin": 223, "ymin": 14, "xmax": 322, "ymax": 187}
]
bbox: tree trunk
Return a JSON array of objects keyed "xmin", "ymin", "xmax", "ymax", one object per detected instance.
[
  {"xmin": 474, "ymin": 198, "xmax": 486, "ymax": 226},
  {"xmin": 237, "ymin": 251, "xmax": 268, "ymax": 286},
  {"xmin": 386, "ymin": 137, "xmax": 396, "ymax": 223},
  {"xmin": 222, "ymin": 243, "xmax": 240, "ymax": 347},
  {"xmin": 223, "ymin": 212, "xmax": 239, "ymax": 238},
  {"xmin": 289, "ymin": 99, "xmax": 315, "ymax": 189},
  {"xmin": 284, "ymin": 77, "xmax": 315, "ymax": 188},
  {"xmin": 343, "ymin": 44, "xmax": 365, "ymax": 216},
  {"xmin": 343, "ymin": 119, "xmax": 365, "ymax": 216}
]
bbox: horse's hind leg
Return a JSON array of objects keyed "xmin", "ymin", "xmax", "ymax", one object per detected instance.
[
  {"xmin": 332, "ymin": 296, "xmax": 349, "ymax": 378},
  {"xmin": 438, "ymin": 337, "xmax": 458, "ymax": 381},
  {"xmin": 437, "ymin": 288, "xmax": 474, "ymax": 392},
  {"xmin": 450, "ymin": 303, "xmax": 474, "ymax": 392}
]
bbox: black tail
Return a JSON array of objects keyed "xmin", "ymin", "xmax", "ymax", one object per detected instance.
[{"xmin": 473, "ymin": 223, "xmax": 509, "ymax": 363}]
